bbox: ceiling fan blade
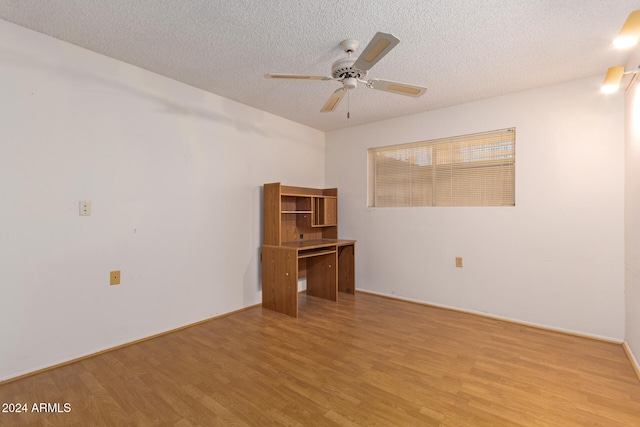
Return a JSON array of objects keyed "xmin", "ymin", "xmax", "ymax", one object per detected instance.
[
  {"xmin": 352, "ymin": 32, "xmax": 400, "ymax": 72},
  {"xmin": 321, "ymin": 89, "xmax": 346, "ymax": 112},
  {"xmin": 264, "ymin": 73, "xmax": 332, "ymax": 80},
  {"xmin": 369, "ymin": 79, "xmax": 427, "ymax": 97}
]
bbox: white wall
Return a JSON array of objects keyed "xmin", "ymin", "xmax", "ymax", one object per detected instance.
[
  {"xmin": 0, "ymin": 17, "xmax": 630, "ymax": 382},
  {"xmin": 625, "ymin": 49, "xmax": 640, "ymax": 365},
  {"xmin": 326, "ymin": 76, "xmax": 625, "ymax": 340},
  {"xmin": 0, "ymin": 20, "xmax": 325, "ymax": 381}
]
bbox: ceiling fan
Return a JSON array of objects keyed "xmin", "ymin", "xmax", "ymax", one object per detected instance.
[{"xmin": 264, "ymin": 32, "xmax": 427, "ymax": 115}]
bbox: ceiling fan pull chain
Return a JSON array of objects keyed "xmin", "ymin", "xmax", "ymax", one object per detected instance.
[{"xmin": 347, "ymin": 91, "xmax": 350, "ymax": 119}]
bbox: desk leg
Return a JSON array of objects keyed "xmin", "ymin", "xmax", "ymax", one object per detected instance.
[
  {"xmin": 338, "ymin": 244, "xmax": 355, "ymax": 294},
  {"xmin": 262, "ymin": 246, "xmax": 298, "ymax": 317}
]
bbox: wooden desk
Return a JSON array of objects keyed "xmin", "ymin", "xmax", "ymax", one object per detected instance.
[
  {"xmin": 262, "ymin": 239, "xmax": 355, "ymax": 317},
  {"xmin": 261, "ymin": 183, "xmax": 355, "ymax": 317}
]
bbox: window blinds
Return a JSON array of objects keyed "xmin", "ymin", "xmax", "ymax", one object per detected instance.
[{"xmin": 368, "ymin": 128, "xmax": 515, "ymax": 207}]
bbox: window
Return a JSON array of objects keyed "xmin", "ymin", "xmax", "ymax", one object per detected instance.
[{"xmin": 368, "ymin": 128, "xmax": 515, "ymax": 207}]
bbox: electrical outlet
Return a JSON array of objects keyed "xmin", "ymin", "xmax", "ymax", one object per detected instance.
[
  {"xmin": 79, "ymin": 200, "xmax": 91, "ymax": 216},
  {"xmin": 110, "ymin": 270, "xmax": 120, "ymax": 285},
  {"xmin": 456, "ymin": 257, "xmax": 463, "ymax": 268}
]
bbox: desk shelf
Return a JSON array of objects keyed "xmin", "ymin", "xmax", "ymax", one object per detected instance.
[
  {"xmin": 265, "ymin": 184, "xmax": 338, "ymax": 244},
  {"xmin": 312, "ymin": 196, "xmax": 337, "ymax": 227},
  {"xmin": 298, "ymin": 248, "xmax": 336, "ymax": 258},
  {"xmin": 281, "ymin": 210, "xmax": 313, "ymax": 214}
]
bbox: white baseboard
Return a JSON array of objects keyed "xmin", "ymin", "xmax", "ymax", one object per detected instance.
[
  {"xmin": 357, "ymin": 289, "xmax": 623, "ymax": 344},
  {"xmin": 623, "ymin": 341, "xmax": 640, "ymax": 382}
]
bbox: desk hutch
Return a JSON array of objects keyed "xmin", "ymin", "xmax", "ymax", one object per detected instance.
[{"xmin": 261, "ymin": 182, "xmax": 356, "ymax": 317}]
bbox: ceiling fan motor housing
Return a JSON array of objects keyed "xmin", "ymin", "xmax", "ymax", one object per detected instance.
[
  {"xmin": 331, "ymin": 57, "xmax": 367, "ymax": 80},
  {"xmin": 263, "ymin": 33, "xmax": 426, "ymax": 114}
]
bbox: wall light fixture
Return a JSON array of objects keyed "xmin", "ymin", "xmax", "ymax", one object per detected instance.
[
  {"xmin": 602, "ymin": 10, "xmax": 640, "ymax": 93},
  {"xmin": 614, "ymin": 10, "xmax": 640, "ymax": 49}
]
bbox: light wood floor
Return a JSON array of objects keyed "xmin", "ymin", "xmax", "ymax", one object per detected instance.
[{"xmin": 1, "ymin": 292, "xmax": 640, "ymax": 426}]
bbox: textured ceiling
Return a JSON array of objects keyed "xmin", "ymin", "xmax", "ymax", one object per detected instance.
[{"xmin": 1, "ymin": 0, "xmax": 639, "ymax": 131}]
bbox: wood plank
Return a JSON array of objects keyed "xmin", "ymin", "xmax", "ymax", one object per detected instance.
[
  {"xmin": 4, "ymin": 293, "xmax": 639, "ymax": 426},
  {"xmin": 262, "ymin": 182, "xmax": 281, "ymax": 245},
  {"xmin": 281, "ymin": 185, "xmax": 328, "ymax": 196},
  {"xmin": 324, "ymin": 197, "xmax": 337, "ymax": 226}
]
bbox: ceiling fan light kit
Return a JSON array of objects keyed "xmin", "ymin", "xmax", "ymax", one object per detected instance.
[
  {"xmin": 265, "ymin": 31, "xmax": 427, "ymax": 115},
  {"xmin": 602, "ymin": 10, "xmax": 640, "ymax": 93}
]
